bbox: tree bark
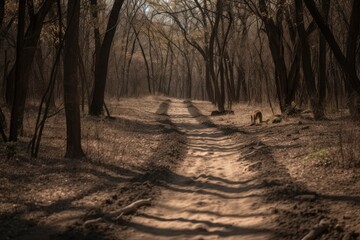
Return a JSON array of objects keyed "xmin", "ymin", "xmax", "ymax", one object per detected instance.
[
  {"xmin": 6, "ymin": 0, "xmax": 55, "ymax": 106},
  {"xmin": 63, "ymin": 0, "xmax": 84, "ymax": 158},
  {"xmin": 259, "ymin": 0, "xmax": 289, "ymax": 112},
  {"xmin": 318, "ymin": 0, "xmax": 330, "ymax": 105},
  {"xmin": 304, "ymin": 0, "xmax": 360, "ymax": 94},
  {"xmin": 345, "ymin": 0, "xmax": 360, "ymax": 118},
  {"xmin": 9, "ymin": 0, "xmax": 26, "ymax": 141},
  {"xmin": 90, "ymin": 0, "xmax": 125, "ymax": 116},
  {"xmin": 0, "ymin": 1, "xmax": 4, "ymax": 29},
  {"xmin": 295, "ymin": 0, "xmax": 325, "ymax": 120}
]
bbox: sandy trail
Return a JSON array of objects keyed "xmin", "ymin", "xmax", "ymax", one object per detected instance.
[{"xmin": 125, "ymin": 100, "xmax": 274, "ymax": 239}]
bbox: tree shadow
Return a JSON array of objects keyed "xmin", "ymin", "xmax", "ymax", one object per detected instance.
[
  {"xmin": 0, "ymin": 99, "xmax": 188, "ymax": 239},
  {"xmin": 320, "ymin": 194, "xmax": 360, "ymax": 205},
  {"xmin": 184, "ymin": 101, "xmax": 330, "ymax": 239},
  {"xmin": 185, "ymin": 101, "xmax": 247, "ymax": 135},
  {"xmin": 0, "ymin": 213, "xmax": 110, "ymax": 240},
  {"xmin": 120, "ymin": 215, "xmax": 271, "ymax": 238}
]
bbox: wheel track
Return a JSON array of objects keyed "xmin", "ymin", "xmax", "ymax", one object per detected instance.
[{"xmin": 123, "ymin": 100, "xmax": 275, "ymax": 240}]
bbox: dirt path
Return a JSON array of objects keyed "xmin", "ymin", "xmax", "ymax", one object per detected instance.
[{"xmin": 123, "ymin": 100, "xmax": 275, "ymax": 239}]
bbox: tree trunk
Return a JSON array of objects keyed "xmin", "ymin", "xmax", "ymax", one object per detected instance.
[
  {"xmin": 318, "ymin": 0, "xmax": 330, "ymax": 105},
  {"xmin": 90, "ymin": 0, "xmax": 125, "ymax": 116},
  {"xmin": 236, "ymin": 65, "xmax": 247, "ymax": 102},
  {"xmin": 345, "ymin": 0, "xmax": 360, "ymax": 119},
  {"xmin": 9, "ymin": 0, "xmax": 26, "ymax": 141},
  {"xmin": 63, "ymin": 0, "xmax": 84, "ymax": 158},
  {"xmin": 259, "ymin": 0, "xmax": 289, "ymax": 112},
  {"xmin": 295, "ymin": 0, "xmax": 325, "ymax": 120},
  {"xmin": 0, "ymin": 1, "xmax": 4, "ymax": 29},
  {"xmin": 205, "ymin": 60, "xmax": 214, "ymax": 103},
  {"xmin": 304, "ymin": 0, "xmax": 360, "ymax": 94},
  {"xmin": 167, "ymin": 44, "xmax": 174, "ymax": 95},
  {"xmin": 209, "ymin": 0, "xmax": 224, "ymax": 112},
  {"xmin": 6, "ymin": 0, "xmax": 55, "ymax": 106}
]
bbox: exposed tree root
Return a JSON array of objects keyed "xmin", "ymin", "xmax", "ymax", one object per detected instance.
[
  {"xmin": 301, "ymin": 220, "xmax": 329, "ymax": 240},
  {"xmin": 84, "ymin": 198, "xmax": 152, "ymax": 227}
]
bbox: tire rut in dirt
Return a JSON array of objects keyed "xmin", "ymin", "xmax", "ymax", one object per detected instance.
[
  {"xmin": 57, "ymin": 99, "xmax": 188, "ymax": 240},
  {"xmin": 188, "ymin": 102, "xmax": 354, "ymax": 240},
  {"xmin": 121, "ymin": 100, "xmax": 272, "ymax": 240}
]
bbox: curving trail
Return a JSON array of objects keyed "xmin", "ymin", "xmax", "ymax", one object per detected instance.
[{"xmin": 124, "ymin": 100, "xmax": 275, "ymax": 240}]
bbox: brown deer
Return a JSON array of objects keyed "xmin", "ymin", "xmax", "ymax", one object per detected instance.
[{"xmin": 250, "ymin": 110, "xmax": 269, "ymax": 126}]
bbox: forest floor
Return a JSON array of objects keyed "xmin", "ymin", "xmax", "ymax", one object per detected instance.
[{"xmin": 0, "ymin": 96, "xmax": 359, "ymax": 240}]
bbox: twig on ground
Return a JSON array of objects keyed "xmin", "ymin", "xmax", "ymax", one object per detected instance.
[{"xmin": 84, "ymin": 198, "xmax": 152, "ymax": 227}]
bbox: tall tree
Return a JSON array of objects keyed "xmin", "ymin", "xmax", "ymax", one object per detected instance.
[
  {"xmin": 318, "ymin": 0, "xmax": 330, "ymax": 105},
  {"xmin": 9, "ymin": 0, "xmax": 26, "ymax": 141},
  {"xmin": 6, "ymin": 0, "xmax": 55, "ymax": 106},
  {"xmin": 90, "ymin": 0, "xmax": 125, "ymax": 116},
  {"xmin": 258, "ymin": 0, "xmax": 301, "ymax": 113},
  {"xmin": 304, "ymin": 0, "xmax": 360, "ymax": 110},
  {"xmin": 63, "ymin": 0, "xmax": 84, "ymax": 158},
  {"xmin": 295, "ymin": 0, "xmax": 325, "ymax": 119},
  {"xmin": 0, "ymin": 1, "xmax": 4, "ymax": 29}
]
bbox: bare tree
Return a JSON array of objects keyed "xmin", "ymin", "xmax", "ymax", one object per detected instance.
[
  {"xmin": 6, "ymin": 0, "xmax": 56, "ymax": 106},
  {"xmin": 63, "ymin": 0, "xmax": 84, "ymax": 158},
  {"xmin": 304, "ymin": 0, "xmax": 360, "ymax": 118},
  {"xmin": 295, "ymin": 0, "xmax": 325, "ymax": 119},
  {"xmin": 9, "ymin": 0, "xmax": 27, "ymax": 141},
  {"xmin": 90, "ymin": 0, "xmax": 125, "ymax": 116}
]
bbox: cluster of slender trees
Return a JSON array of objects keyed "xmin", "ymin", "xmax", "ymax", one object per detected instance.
[{"xmin": 0, "ymin": 0, "xmax": 359, "ymax": 158}]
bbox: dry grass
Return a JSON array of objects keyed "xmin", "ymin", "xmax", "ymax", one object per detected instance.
[{"xmin": 337, "ymin": 122, "xmax": 360, "ymax": 168}]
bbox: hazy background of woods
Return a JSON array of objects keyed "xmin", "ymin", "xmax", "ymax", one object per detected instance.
[{"xmin": 0, "ymin": 0, "xmax": 359, "ymax": 158}]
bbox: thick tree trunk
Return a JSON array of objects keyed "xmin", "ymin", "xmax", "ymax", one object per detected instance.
[
  {"xmin": 346, "ymin": 0, "xmax": 360, "ymax": 119},
  {"xmin": 9, "ymin": 0, "xmax": 26, "ymax": 141},
  {"xmin": 63, "ymin": 0, "xmax": 84, "ymax": 159},
  {"xmin": 6, "ymin": 0, "xmax": 55, "ymax": 106},
  {"xmin": 90, "ymin": 0, "xmax": 125, "ymax": 116},
  {"xmin": 90, "ymin": 0, "xmax": 101, "ymax": 56},
  {"xmin": 295, "ymin": 0, "xmax": 325, "ymax": 120},
  {"xmin": 259, "ymin": 0, "xmax": 290, "ymax": 113},
  {"xmin": 209, "ymin": 0, "xmax": 224, "ymax": 112}
]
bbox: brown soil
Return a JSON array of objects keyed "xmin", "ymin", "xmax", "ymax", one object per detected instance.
[{"xmin": 0, "ymin": 97, "xmax": 359, "ymax": 240}]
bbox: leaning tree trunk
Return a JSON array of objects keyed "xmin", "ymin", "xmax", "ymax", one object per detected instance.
[
  {"xmin": 90, "ymin": 0, "xmax": 125, "ymax": 116},
  {"xmin": 305, "ymin": 0, "xmax": 360, "ymax": 119},
  {"xmin": 63, "ymin": 0, "xmax": 84, "ymax": 158},
  {"xmin": 304, "ymin": 0, "xmax": 360, "ymax": 95}
]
